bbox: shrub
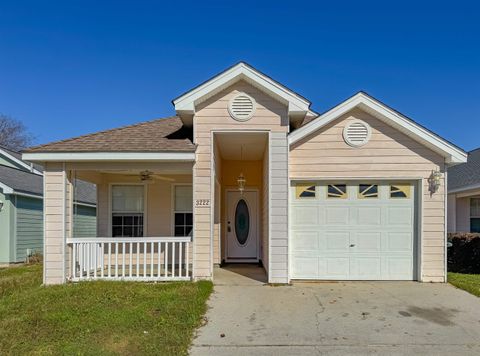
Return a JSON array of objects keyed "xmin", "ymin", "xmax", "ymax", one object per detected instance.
[{"xmin": 448, "ymin": 233, "xmax": 480, "ymax": 274}]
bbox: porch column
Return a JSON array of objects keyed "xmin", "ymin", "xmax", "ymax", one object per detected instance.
[
  {"xmin": 43, "ymin": 163, "xmax": 72, "ymax": 285},
  {"xmin": 192, "ymin": 154, "xmax": 212, "ymax": 280},
  {"xmin": 269, "ymin": 132, "xmax": 289, "ymax": 284}
]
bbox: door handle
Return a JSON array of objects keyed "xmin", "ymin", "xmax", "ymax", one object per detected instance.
[
  {"xmin": 228, "ymin": 226, "xmax": 231, "ymax": 232},
  {"xmin": 350, "ymin": 244, "xmax": 355, "ymax": 247}
]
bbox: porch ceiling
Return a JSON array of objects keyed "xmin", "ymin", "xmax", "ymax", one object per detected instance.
[{"xmin": 215, "ymin": 132, "xmax": 268, "ymax": 161}]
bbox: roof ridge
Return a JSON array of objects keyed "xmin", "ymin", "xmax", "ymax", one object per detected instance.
[{"xmin": 25, "ymin": 115, "xmax": 180, "ymax": 152}]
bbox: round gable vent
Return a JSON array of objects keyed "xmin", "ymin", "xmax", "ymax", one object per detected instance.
[
  {"xmin": 228, "ymin": 93, "xmax": 256, "ymax": 121},
  {"xmin": 343, "ymin": 120, "xmax": 371, "ymax": 147}
]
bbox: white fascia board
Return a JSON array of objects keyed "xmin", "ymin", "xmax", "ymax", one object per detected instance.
[
  {"xmin": 288, "ymin": 93, "xmax": 467, "ymax": 164},
  {"xmin": 22, "ymin": 152, "xmax": 196, "ymax": 162},
  {"xmin": 0, "ymin": 148, "xmax": 42, "ymax": 175},
  {"xmin": 0, "ymin": 181, "xmax": 14, "ymax": 194},
  {"xmin": 173, "ymin": 62, "xmax": 310, "ymax": 116},
  {"xmin": 448, "ymin": 183, "xmax": 480, "ymax": 194},
  {"xmin": 11, "ymin": 191, "xmax": 42, "ymax": 199}
]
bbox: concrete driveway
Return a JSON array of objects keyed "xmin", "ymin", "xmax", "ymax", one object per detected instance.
[{"xmin": 190, "ymin": 265, "xmax": 480, "ymax": 355}]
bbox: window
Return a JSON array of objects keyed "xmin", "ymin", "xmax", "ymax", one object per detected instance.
[
  {"xmin": 174, "ymin": 185, "xmax": 193, "ymax": 237},
  {"xmin": 358, "ymin": 184, "xmax": 378, "ymax": 199},
  {"xmin": 327, "ymin": 184, "xmax": 347, "ymax": 199},
  {"xmin": 111, "ymin": 185, "xmax": 144, "ymax": 237},
  {"xmin": 390, "ymin": 184, "xmax": 411, "ymax": 199},
  {"xmin": 470, "ymin": 198, "xmax": 480, "ymax": 233},
  {"xmin": 295, "ymin": 183, "xmax": 316, "ymax": 198}
]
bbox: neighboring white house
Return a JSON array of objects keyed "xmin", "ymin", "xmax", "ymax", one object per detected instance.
[
  {"xmin": 23, "ymin": 62, "xmax": 467, "ymax": 284},
  {"xmin": 447, "ymin": 148, "xmax": 480, "ymax": 233}
]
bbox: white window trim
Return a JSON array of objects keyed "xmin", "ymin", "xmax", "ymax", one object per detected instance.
[
  {"xmin": 108, "ymin": 183, "xmax": 147, "ymax": 237},
  {"xmin": 171, "ymin": 183, "xmax": 193, "ymax": 237}
]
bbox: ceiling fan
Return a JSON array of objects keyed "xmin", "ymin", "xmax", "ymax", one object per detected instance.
[
  {"xmin": 139, "ymin": 170, "xmax": 175, "ymax": 182},
  {"xmin": 117, "ymin": 170, "xmax": 174, "ymax": 183}
]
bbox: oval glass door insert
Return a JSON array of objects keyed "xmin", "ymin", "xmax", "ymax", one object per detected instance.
[{"xmin": 235, "ymin": 199, "xmax": 250, "ymax": 245}]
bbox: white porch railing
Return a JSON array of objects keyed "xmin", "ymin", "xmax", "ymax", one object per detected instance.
[{"xmin": 67, "ymin": 237, "xmax": 192, "ymax": 282}]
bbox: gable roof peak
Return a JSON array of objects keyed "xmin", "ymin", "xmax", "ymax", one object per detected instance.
[
  {"xmin": 173, "ymin": 61, "xmax": 311, "ymax": 125},
  {"xmin": 290, "ymin": 91, "xmax": 467, "ymax": 165}
]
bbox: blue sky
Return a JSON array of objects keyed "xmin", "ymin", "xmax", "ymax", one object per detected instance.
[{"xmin": 0, "ymin": 1, "xmax": 479, "ymax": 150}]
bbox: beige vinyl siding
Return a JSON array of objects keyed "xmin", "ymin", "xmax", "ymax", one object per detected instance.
[
  {"xmin": 289, "ymin": 108, "xmax": 447, "ymax": 282},
  {"xmin": 43, "ymin": 163, "xmax": 71, "ymax": 285},
  {"xmin": 193, "ymin": 80, "xmax": 289, "ymax": 279}
]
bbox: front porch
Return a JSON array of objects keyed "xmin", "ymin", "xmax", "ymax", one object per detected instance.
[{"xmin": 42, "ymin": 160, "xmax": 195, "ymax": 284}]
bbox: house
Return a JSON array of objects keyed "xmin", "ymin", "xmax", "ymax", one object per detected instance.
[
  {"xmin": 0, "ymin": 145, "xmax": 96, "ymax": 264},
  {"xmin": 447, "ymin": 148, "xmax": 480, "ymax": 233},
  {"xmin": 22, "ymin": 62, "xmax": 467, "ymax": 284}
]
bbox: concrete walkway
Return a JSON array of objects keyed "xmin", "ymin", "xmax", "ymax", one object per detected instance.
[{"xmin": 190, "ymin": 265, "xmax": 480, "ymax": 355}]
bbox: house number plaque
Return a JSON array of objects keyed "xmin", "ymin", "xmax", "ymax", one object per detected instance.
[{"xmin": 195, "ymin": 199, "xmax": 210, "ymax": 207}]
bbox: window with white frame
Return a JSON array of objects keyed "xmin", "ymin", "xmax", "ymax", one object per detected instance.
[
  {"xmin": 174, "ymin": 185, "xmax": 193, "ymax": 237},
  {"xmin": 470, "ymin": 198, "xmax": 480, "ymax": 233},
  {"xmin": 111, "ymin": 185, "xmax": 144, "ymax": 237}
]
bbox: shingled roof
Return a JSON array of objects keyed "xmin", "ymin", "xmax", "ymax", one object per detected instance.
[
  {"xmin": 0, "ymin": 165, "xmax": 96, "ymax": 204},
  {"xmin": 24, "ymin": 116, "xmax": 195, "ymax": 153},
  {"xmin": 448, "ymin": 148, "xmax": 480, "ymax": 192}
]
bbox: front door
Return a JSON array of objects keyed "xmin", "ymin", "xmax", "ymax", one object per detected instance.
[{"xmin": 226, "ymin": 191, "xmax": 258, "ymax": 261}]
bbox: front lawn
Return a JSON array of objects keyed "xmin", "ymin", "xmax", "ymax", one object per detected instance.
[
  {"xmin": 448, "ymin": 272, "xmax": 480, "ymax": 297},
  {"xmin": 0, "ymin": 264, "xmax": 212, "ymax": 355}
]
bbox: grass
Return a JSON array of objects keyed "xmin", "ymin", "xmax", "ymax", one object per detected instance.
[
  {"xmin": 448, "ymin": 272, "xmax": 480, "ymax": 297},
  {"xmin": 0, "ymin": 264, "xmax": 213, "ymax": 355}
]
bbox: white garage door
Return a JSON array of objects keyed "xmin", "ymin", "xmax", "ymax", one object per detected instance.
[{"xmin": 290, "ymin": 182, "xmax": 416, "ymax": 280}]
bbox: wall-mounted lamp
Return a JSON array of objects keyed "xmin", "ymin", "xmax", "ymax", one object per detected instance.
[
  {"xmin": 0, "ymin": 200, "xmax": 3, "ymax": 212},
  {"xmin": 428, "ymin": 170, "xmax": 442, "ymax": 194}
]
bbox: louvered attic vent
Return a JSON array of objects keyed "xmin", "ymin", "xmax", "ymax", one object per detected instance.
[
  {"xmin": 228, "ymin": 93, "xmax": 256, "ymax": 121},
  {"xmin": 343, "ymin": 120, "xmax": 371, "ymax": 147}
]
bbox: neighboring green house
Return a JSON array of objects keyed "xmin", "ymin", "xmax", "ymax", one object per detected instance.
[{"xmin": 0, "ymin": 145, "xmax": 96, "ymax": 264}]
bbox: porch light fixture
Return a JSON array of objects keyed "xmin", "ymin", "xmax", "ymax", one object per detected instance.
[
  {"xmin": 0, "ymin": 200, "xmax": 3, "ymax": 212},
  {"xmin": 237, "ymin": 173, "xmax": 246, "ymax": 195},
  {"xmin": 428, "ymin": 170, "xmax": 442, "ymax": 193}
]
